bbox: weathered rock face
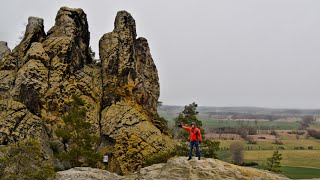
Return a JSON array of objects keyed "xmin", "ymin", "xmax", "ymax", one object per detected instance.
[
  {"xmin": 56, "ymin": 157, "xmax": 289, "ymax": 180},
  {"xmin": 43, "ymin": 7, "xmax": 91, "ymax": 72},
  {"xmin": 12, "ymin": 17, "xmax": 46, "ymax": 67},
  {"xmin": 0, "ymin": 99, "xmax": 51, "ymax": 158},
  {"xmin": 99, "ymin": 11, "xmax": 172, "ymax": 174},
  {"xmin": 0, "ymin": 41, "xmax": 10, "ymax": 59},
  {"xmin": 100, "ymin": 11, "xmax": 159, "ymax": 115},
  {"xmin": 0, "ymin": 7, "xmax": 173, "ymax": 175}
]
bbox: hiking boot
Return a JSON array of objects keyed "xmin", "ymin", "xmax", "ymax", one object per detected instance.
[
  {"xmin": 188, "ymin": 157, "xmax": 192, "ymax": 161},
  {"xmin": 198, "ymin": 157, "xmax": 200, "ymax": 160}
]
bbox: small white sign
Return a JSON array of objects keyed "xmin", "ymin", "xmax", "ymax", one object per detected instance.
[{"xmin": 103, "ymin": 155, "xmax": 108, "ymax": 163}]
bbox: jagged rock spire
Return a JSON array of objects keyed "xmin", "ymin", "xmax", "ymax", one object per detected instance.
[
  {"xmin": 100, "ymin": 11, "xmax": 160, "ymax": 115},
  {"xmin": 99, "ymin": 11, "xmax": 170, "ymax": 174},
  {"xmin": 43, "ymin": 7, "xmax": 92, "ymax": 70},
  {"xmin": 12, "ymin": 17, "xmax": 45, "ymax": 65}
]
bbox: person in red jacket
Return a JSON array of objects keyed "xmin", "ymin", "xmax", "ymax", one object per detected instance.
[{"xmin": 178, "ymin": 122, "xmax": 202, "ymax": 160}]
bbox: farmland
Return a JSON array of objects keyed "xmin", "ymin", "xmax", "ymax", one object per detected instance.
[{"xmin": 159, "ymin": 105, "xmax": 320, "ymax": 179}]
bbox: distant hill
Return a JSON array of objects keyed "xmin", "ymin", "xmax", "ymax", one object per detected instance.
[
  {"xmin": 158, "ymin": 105, "xmax": 320, "ymax": 119},
  {"xmin": 159, "ymin": 105, "xmax": 320, "ymax": 115}
]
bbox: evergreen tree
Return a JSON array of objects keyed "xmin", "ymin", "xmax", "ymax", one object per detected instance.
[
  {"xmin": 55, "ymin": 94, "xmax": 102, "ymax": 168},
  {"xmin": 266, "ymin": 150, "xmax": 282, "ymax": 173},
  {"xmin": 174, "ymin": 102, "xmax": 220, "ymax": 158},
  {"xmin": 174, "ymin": 102, "xmax": 204, "ymax": 141}
]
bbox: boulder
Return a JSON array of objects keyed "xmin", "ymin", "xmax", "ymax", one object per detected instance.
[{"xmin": 56, "ymin": 157, "xmax": 289, "ymax": 180}]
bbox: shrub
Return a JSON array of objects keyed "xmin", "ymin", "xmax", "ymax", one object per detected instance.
[
  {"xmin": 230, "ymin": 142, "xmax": 244, "ymax": 165},
  {"xmin": 307, "ymin": 129, "xmax": 320, "ymax": 139},
  {"xmin": 144, "ymin": 151, "xmax": 176, "ymax": 167},
  {"xmin": 241, "ymin": 161, "xmax": 259, "ymax": 166},
  {"xmin": 0, "ymin": 138, "xmax": 55, "ymax": 179},
  {"xmin": 201, "ymin": 140, "xmax": 220, "ymax": 158},
  {"xmin": 300, "ymin": 115, "xmax": 316, "ymax": 129},
  {"xmin": 55, "ymin": 94, "xmax": 102, "ymax": 168},
  {"xmin": 143, "ymin": 144, "xmax": 188, "ymax": 167},
  {"xmin": 247, "ymin": 127, "xmax": 257, "ymax": 135},
  {"xmin": 49, "ymin": 140, "xmax": 64, "ymax": 155},
  {"xmin": 270, "ymin": 130, "xmax": 278, "ymax": 136},
  {"xmin": 153, "ymin": 115, "xmax": 171, "ymax": 136},
  {"xmin": 288, "ymin": 130, "xmax": 305, "ymax": 135},
  {"xmin": 257, "ymin": 136, "xmax": 266, "ymax": 139},
  {"xmin": 293, "ymin": 147, "xmax": 305, "ymax": 150},
  {"xmin": 272, "ymin": 139, "xmax": 283, "ymax": 145},
  {"xmin": 174, "ymin": 143, "xmax": 190, "ymax": 156},
  {"xmin": 238, "ymin": 128, "xmax": 248, "ymax": 139},
  {"xmin": 246, "ymin": 136, "xmax": 257, "ymax": 144}
]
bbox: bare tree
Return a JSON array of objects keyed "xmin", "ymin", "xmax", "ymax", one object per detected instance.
[
  {"xmin": 230, "ymin": 142, "xmax": 244, "ymax": 165},
  {"xmin": 300, "ymin": 115, "xmax": 316, "ymax": 129}
]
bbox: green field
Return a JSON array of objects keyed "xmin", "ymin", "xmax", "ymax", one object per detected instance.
[
  {"xmin": 281, "ymin": 166, "xmax": 320, "ymax": 179},
  {"xmin": 162, "ymin": 115, "xmax": 301, "ymax": 130},
  {"xmin": 216, "ymin": 150, "xmax": 320, "ymax": 179},
  {"xmin": 217, "ymin": 139, "xmax": 320, "ymax": 179},
  {"xmin": 218, "ymin": 139, "xmax": 320, "ymax": 150},
  {"xmin": 159, "ymin": 110, "xmax": 320, "ymax": 178},
  {"xmin": 250, "ymin": 165, "xmax": 320, "ymax": 179},
  {"xmin": 244, "ymin": 150, "xmax": 320, "ymax": 168},
  {"xmin": 201, "ymin": 119, "xmax": 301, "ymax": 130}
]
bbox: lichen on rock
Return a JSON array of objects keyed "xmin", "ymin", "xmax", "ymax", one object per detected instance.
[
  {"xmin": 99, "ymin": 10, "xmax": 173, "ymax": 174},
  {"xmin": 0, "ymin": 7, "xmax": 173, "ymax": 175}
]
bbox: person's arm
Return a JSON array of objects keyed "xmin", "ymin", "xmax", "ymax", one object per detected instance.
[
  {"xmin": 182, "ymin": 126, "xmax": 192, "ymax": 131},
  {"xmin": 178, "ymin": 125, "xmax": 192, "ymax": 131}
]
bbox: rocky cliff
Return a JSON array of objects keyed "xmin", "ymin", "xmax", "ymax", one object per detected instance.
[
  {"xmin": 0, "ymin": 7, "xmax": 173, "ymax": 174},
  {"xmin": 56, "ymin": 157, "xmax": 289, "ymax": 180}
]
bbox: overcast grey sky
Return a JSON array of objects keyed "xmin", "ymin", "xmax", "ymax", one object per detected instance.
[{"xmin": 1, "ymin": 0, "xmax": 320, "ymax": 109}]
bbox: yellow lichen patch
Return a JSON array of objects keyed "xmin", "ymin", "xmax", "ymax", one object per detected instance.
[{"xmin": 112, "ymin": 133, "xmax": 158, "ymax": 175}]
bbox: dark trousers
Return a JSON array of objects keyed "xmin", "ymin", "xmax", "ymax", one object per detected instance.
[{"xmin": 189, "ymin": 141, "xmax": 200, "ymax": 158}]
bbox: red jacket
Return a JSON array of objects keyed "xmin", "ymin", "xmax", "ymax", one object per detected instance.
[{"xmin": 182, "ymin": 126, "xmax": 202, "ymax": 142}]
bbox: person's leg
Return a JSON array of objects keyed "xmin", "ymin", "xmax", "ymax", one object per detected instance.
[
  {"xmin": 195, "ymin": 141, "xmax": 200, "ymax": 160},
  {"xmin": 188, "ymin": 141, "xmax": 194, "ymax": 160}
]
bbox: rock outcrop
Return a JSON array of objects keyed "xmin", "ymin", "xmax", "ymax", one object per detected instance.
[
  {"xmin": 12, "ymin": 17, "xmax": 46, "ymax": 67},
  {"xmin": 0, "ymin": 100, "xmax": 48, "ymax": 145},
  {"xmin": 0, "ymin": 41, "xmax": 10, "ymax": 59},
  {"xmin": 56, "ymin": 157, "xmax": 289, "ymax": 180},
  {"xmin": 0, "ymin": 7, "xmax": 173, "ymax": 175},
  {"xmin": 99, "ymin": 11, "xmax": 173, "ymax": 174}
]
